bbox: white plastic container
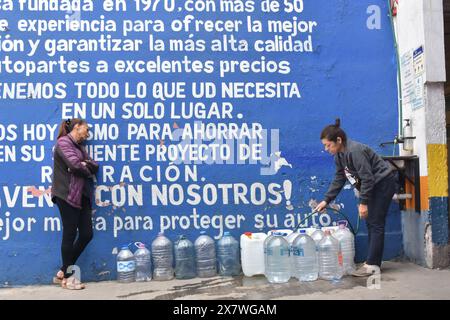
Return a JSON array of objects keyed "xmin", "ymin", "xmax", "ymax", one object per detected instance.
[{"xmin": 240, "ymin": 232, "xmax": 268, "ymax": 277}]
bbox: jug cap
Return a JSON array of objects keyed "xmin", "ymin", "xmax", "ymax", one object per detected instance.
[
  {"xmin": 223, "ymin": 231, "xmax": 230, "ymax": 236},
  {"xmin": 299, "ymin": 230, "xmax": 306, "ymax": 234},
  {"xmin": 338, "ymin": 220, "xmax": 347, "ymax": 227},
  {"xmin": 244, "ymin": 232, "xmax": 252, "ymax": 238},
  {"xmin": 324, "ymin": 230, "xmax": 332, "ymax": 236},
  {"xmin": 121, "ymin": 245, "xmax": 129, "ymax": 250}
]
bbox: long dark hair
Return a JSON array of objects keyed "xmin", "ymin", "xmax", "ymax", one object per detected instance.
[
  {"xmin": 57, "ymin": 118, "xmax": 86, "ymax": 139},
  {"xmin": 320, "ymin": 118, "xmax": 347, "ymax": 145}
]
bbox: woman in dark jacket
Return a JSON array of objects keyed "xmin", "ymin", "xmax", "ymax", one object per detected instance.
[
  {"xmin": 51, "ymin": 118, "xmax": 99, "ymax": 290},
  {"xmin": 315, "ymin": 119, "xmax": 397, "ymax": 277}
]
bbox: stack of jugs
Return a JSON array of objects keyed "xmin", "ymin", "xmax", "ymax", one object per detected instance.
[
  {"xmin": 151, "ymin": 232, "xmax": 174, "ymax": 281},
  {"xmin": 291, "ymin": 230, "xmax": 318, "ymax": 281},
  {"xmin": 195, "ymin": 231, "xmax": 217, "ymax": 278},
  {"xmin": 240, "ymin": 232, "xmax": 267, "ymax": 277},
  {"xmin": 264, "ymin": 232, "xmax": 291, "ymax": 283},
  {"xmin": 117, "ymin": 245, "xmax": 136, "ymax": 283},
  {"xmin": 217, "ymin": 232, "xmax": 241, "ymax": 276},
  {"xmin": 332, "ymin": 221, "xmax": 356, "ymax": 275},
  {"xmin": 317, "ymin": 230, "xmax": 344, "ymax": 281},
  {"xmin": 134, "ymin": 242, "xmax": 152, "ymax": 282},
  {"xmin": 174, "ymin": 235, "xmax": 196, "ymax": 279}
]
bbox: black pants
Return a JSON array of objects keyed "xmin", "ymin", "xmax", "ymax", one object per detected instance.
[
  {"xmin": 55, "ymin": 196, "xmax": 93, "ymax": 278},
  {"xmin": 365, "ymin": 172, "xmax": 397, "ymax": 267}
]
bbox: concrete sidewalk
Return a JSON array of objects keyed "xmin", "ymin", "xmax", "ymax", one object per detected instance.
[{"xmin": 1, "ymin": 261, "xmax": 449, "ymax": 300}]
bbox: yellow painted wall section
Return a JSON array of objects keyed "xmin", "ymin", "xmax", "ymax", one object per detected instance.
[{"xmin": 427, "ymin": 144, "xmax": 448, "ymax": 198}]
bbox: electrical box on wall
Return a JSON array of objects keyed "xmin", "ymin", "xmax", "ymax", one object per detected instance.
[{"xmin": 383, "ymin": 156, "xmax": 421, "ymax": 213}]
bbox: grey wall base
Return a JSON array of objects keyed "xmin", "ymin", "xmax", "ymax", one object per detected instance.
[{"xmin": 402, "ymin": 210, "xmax": 450, "ymax": 268}]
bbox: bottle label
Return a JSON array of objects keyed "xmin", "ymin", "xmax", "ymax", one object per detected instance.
[
  {"xmin": 293, "ymin": 248, "xmax": 304, "ymax": 257},
  {"xmin": 265, "ymin": 248, "xmax": 273, "ymax": 256},
  {"xmin": 338, "ymin": 252, "xmax": 343, "ymax": 266},
  {"xmin": 117, "ymin": 261, "xmax": 136, "ymax": 272},
  {"xmin": 280, "ymin": 248, "xmax": 290, "ymax": 256}
]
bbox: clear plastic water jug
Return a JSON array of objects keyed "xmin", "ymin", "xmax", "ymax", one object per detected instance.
[
  {"xmin": 217, "ymin": 232, "xmax": 241, "ymax": 276},
  {"xmin": 291, "ymin": 230, "xmax": 318, "ymax": 281},
  {"xmin": 332, "ymin": 221, "xmax": 356, "ymax": 275},
  {"xmin": 317, "ymin": 230, "xmax": 344, "ymax": 281},
  {"xmin": 195, "ymin": 231, "xmax": 217, "ymax": 278},
  {"xmin": 134, "ymin": 242, "xmax": 152, "ymax": 282},
  {"xmin": 311, "ymin": 228, "xmax": 325, "ymax": 246},
  {"xmin": 117, "ymin": 245, "xmax": 136, "ymax": 283},
  {"xmin": 264, "ymin": 232, "xmax": 291, "ymax": 283},
  {"xmin": 151, "ymin": 233, "xmax": 174, "ymax": 281},
  {"xmin": 174, "ymin": 235, "xmax": 196, "ymax": 279}
]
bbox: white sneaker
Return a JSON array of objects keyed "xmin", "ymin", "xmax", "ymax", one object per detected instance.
[{"xmin": 351, "ymin": 263, "xmax": 381, "ymax": 277}]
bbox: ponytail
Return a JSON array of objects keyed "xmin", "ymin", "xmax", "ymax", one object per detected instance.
[
  {"xmin": 57, "ymin": 118, "xmax": 86, "ymax": 139},
  {"xmin": 320, "ymin": 118, "xmax": 347, "ymax": 145}
]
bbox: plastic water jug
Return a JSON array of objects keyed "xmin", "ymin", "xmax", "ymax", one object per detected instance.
[
  {"xmin": 264, "ymin": 232, "xmax": 291, "ymax": 283},
  {"xmin": 174, "ymin": 235, "xmax": 196, "ymax": 279},
  {"xmin": 195, "ymin": 232, "xmax": 217, "ymax": 278},
  {"xmin": 291, "ymin": 230, "xmax": 318, "ymax": 281},
  {"xmin": 151, "ymin": 233, "xmax": 174, "ymax": 281},
  {"xmin": 240, "ymin": 232, "xmax": 267, "ymax": 277},
  {"xmin": 134, "ymin": 242, "xmax": 152, "ymax": 282},
  {"xmin": 317, "ymin": 230, "xmax": 344, "ymax": 281},
  {"xmin": 311, "ymin": 228, "xmax": 325, "ymax": 246},
  {"xmin": 117, "ymin": 245, "xmax": 136, "ymax": 283},
  {"xmin": 217, "ymin": 232, "xmax": 241, "ymax": 276},
  {"xmin": 332, "ymin": 222, "xmax": 356, "ymax": 275}
]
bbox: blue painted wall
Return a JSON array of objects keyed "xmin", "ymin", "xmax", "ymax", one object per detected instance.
[{"xmin": 0, "ymin": 0, "xmax": 402, "ymax": 285}]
